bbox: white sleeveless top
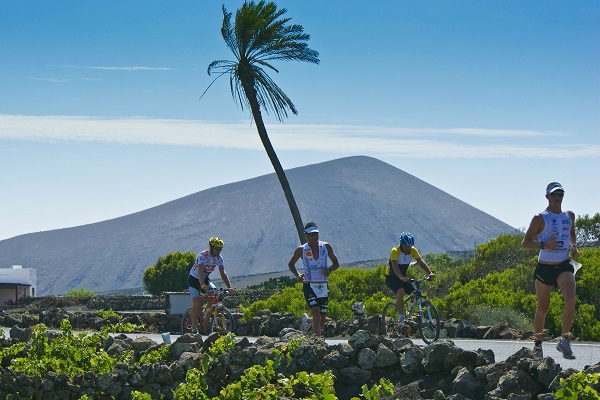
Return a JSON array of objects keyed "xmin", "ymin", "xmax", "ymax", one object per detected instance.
[
  {"xmin": 538, "ymin": 209, "xmax": 571, "ymax": 263},
  {"xmin": 302, "ymin": 241, "xmax": 329, "ymax": 282}
]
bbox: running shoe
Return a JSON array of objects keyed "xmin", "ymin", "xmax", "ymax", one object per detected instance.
[
  {"xmin": 533, "ymin": 344, "xmax": 543, "ymax": 359},
  {"xmin": 300, "ymin": 313, "xmax": 309, "ymax": 333},
  {"xmin": 556, "ymin": 336, "xmax": 576, "ymax": 359},
  {"xmin": 191, "ymin": 328, "xmax": 199, "ymax": 335}
]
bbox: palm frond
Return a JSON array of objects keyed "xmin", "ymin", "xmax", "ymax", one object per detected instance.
[
  {"xmin": 220, "ymin": 6, "xmax": 239, "ymax": 60},
  {"xmin": 206, "ymin": 1, "xmax": 319, "ymax": 121}
]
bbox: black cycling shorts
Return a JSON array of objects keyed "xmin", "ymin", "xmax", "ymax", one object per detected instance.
[
  {"xmin": 188, "ymin": 275, "xmax": 210, "ymax": 290},
  {"xmin": 385, "ymin": 274, "xmax": 416, "ymax": 295},
  {"xmin": 534, "ymin": 259, "xmax": 574, "ymax": 287}
]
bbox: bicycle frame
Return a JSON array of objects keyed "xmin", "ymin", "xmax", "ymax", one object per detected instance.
[
  {"xmin": 200, "ymin": 290, "xmax": 221, "ymax": 329},
  {"xmin": 404, "ymin": 280, "xmax": 426, "ymax": 319},
  {"xmin": 381, "ymin": 276, "xmax": 440, "ymax": 343},
  {"xmin": 181, "ymin": 288, "xmax": 234, "ymax": 335}
]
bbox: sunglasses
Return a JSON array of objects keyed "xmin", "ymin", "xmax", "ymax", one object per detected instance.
[{"xmin": 550, "ymin": 192, "xmax": 564, "ymax": 197}]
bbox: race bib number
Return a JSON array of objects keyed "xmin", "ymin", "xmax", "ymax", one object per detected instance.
[{"xmin": 310, "ymin": 283, "xmax": 328, "ymax": 298}]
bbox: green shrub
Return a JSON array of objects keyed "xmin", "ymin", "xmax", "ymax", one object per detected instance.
[
  {"xmin": 434, "ymin": 247, "xmax": 600, "ymax": 340},
  {"xmin": 575, "ymin": 212, "xmax": 600, "ymax": 248},
  {"xmin": 471, "ymin": 305, "xmax": 533, "ymax": 331},
  {"xmin": 143, "ymin": 251, "xmax": 196, "ymax": 296},
  {"xmin": 435, "ymin": 264, "xmax": 532, "ymax": 320},
  {"xmin": 240, "ymin": 232, "xmax": 599, "ymax": 340},
  {"xmin": 242, "ymin": 286, "xmax": 305, "ymax": 321},
  {"xmin": 65, "ymin": 287, "xmax": 95, "ymax": 297},
  {"xmin": 246, "ymin": 276, "xmax": 297, "ymax": 290}
]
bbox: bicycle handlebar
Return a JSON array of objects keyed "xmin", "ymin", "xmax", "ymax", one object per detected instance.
[
  {"xmin": 408, "ymin": 276, "xmax": 433, "ymax": 284},
  {"xmin": 206, "ymin": 287, "xmax": 230, "ymax": 294}
]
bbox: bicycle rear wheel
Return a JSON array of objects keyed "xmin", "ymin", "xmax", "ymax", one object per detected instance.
[
  {"xmin": 381, "ymin": 301, "xmax": 401, "ymax": 337},
  {"xmin": 211, "ymin": 306, "xmax": 234, "ymax": 334},
  {"xmin": 181, "ymin": 308, "xmax": 193, "ymax": 334},
  {"xmin": 417, "ymin": 300, "xmax": 440, "ymax": 344}
]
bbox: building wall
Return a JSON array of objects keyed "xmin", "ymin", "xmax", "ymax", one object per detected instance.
[{"xmin": 0, "ymin": 266, "xmax": 36, "ymax": 303}]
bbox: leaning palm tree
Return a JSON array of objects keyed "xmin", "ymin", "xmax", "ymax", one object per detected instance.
[{"xmin": 205, "ymin": 1, "xmax": 320, "ymax": 244}]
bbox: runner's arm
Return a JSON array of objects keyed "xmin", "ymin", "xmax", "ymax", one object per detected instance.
[
  {"xmin": 522, "ymin": 214, "xmax": 544, "ymax": 250},
  {"xmin": 326, "ymin": 243, "xmax": 339, "ymax": 272},
  {"xmin": 569, "ymin": 211, "xmax": 579, "ymax": 258},
  {"xmin": 288, "ymin": 247, "xmax": 304, "ymax": 281}
]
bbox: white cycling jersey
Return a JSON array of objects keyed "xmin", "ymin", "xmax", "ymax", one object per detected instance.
[{"xmin": 189, "ymin": 249, "xmax": 224, "ymax": 279}]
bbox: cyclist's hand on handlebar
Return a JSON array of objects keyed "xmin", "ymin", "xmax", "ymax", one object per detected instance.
[
  {"xmin": 427, "ymin": 273, "xmax": 436, "ymax": 280},
  {"xmin": 227, "ymin": 287, "xmax": 236, "ymax": 292}
]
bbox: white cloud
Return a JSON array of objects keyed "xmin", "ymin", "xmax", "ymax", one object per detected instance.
[
  {"xmin": 0, "ymin": 114, "xmax": 597, "ymax": 159},
  {"xmin": 62, "ymin": 65, "xmax": 174, "ymax": 71},
  {"xmin": 25, "ymin": 77, "xmax": 68, "ymax": 83}
]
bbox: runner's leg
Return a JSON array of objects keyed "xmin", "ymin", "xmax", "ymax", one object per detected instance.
[
  {"xmin": 534, "ymin": 279, "xmax": 551, "ymax": 339},
  {"xmin": 556, "ymin": 271, "xmax": 576, "ymax": 335}
]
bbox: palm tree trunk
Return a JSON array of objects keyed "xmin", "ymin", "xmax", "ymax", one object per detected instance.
[{"xmin": 244, "ymin": 87, "xmax": 306, "ymax": 244}]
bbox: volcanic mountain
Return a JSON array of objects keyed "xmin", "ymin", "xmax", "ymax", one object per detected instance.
[{"xmin": 0, "ymin": 156, "xmax": 513, "ymax": 295}]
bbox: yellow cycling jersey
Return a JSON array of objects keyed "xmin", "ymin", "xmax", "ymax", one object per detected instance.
[{"xmin": 386, "ymin": 246, "xmax": 421, "ymax": 275}]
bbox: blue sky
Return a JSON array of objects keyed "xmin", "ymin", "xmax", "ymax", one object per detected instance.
[{"xmin": 1, "ymin": 1, "xmax": 598, "ymax": 242}]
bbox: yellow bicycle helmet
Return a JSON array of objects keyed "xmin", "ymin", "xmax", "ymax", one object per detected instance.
[{"xmin": 209, "ymin": 237, "xmax": 224, "ymax": 248}]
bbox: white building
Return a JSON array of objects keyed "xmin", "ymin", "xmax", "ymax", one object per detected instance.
[{"xmin": 0, "ymin": 265, "xmax": 36, "ymax": 305}]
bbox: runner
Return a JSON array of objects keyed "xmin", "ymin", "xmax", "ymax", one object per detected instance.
[
  {"xmin": 288, "ymin": 222, "xmax": 339, "ymax": 336},
  {"xmin": 522, "ymin": 182, "xmax": 579, "ymax": 359}
]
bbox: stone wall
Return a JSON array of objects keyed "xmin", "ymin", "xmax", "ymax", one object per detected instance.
[
  {"xmin": 1, "ymin": 327, "xmax": 598, "ymax": 399},
  {"xmin": 18, "ymin": 290, "xmax": 278, "ymax": 314},
  {"xmin": 0, "ymin": 306, "xmax": 532, "ymax": 343}
]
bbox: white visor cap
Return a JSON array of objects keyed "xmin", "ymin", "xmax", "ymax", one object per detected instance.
[{"xmin": 305, "ymin": 226, "xmax": 319, "ymax": 234}]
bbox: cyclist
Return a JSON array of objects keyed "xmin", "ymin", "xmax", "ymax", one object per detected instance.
[
  {"xmin": 385, "ymin": 232, "xmax": 435, "ymax": 324},
  {"xmin": 188, "ymin": 237, "xmax": 233, "ymax": 334},
  {"xmin": 288, "ymin": 222, "xmax": 339, "ymax": 336}
]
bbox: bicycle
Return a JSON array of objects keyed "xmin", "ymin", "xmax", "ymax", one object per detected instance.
[
  {"xmin": 381, "ymin": 276, "xmax": 440, "ymax": 344},
  {"xmin": 181, "ymin": 288, "xmax": 235, "ymax": 335}
]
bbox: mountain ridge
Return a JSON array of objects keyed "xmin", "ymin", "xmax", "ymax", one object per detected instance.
[{"xmin": 0, "ymin": 156, "xmax": 513, "ymax": 295}]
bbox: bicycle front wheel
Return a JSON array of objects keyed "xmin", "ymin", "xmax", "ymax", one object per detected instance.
[
  {"xmin": 381, "ymin": 301, "xmax": 401, "ymax": 337},
  {"xmin": 181, "ymin": 308, "xmax": 193, "ymax": 334},
  {"xmin": 211, "ymin": 306, "xmax": 234, "ymax": 334},
  {"xmin": 417, "ymin": 300, "xmax": 440, "ymax": 344}
]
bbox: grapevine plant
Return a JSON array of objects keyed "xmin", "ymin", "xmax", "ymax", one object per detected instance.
[
  {"xmin": 6, "ymin": 319, "xmax": 133, "ymax": 377},
  {"xmin": 173, "ymin": 335, "xmax": 394, "ymax": 400}
]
